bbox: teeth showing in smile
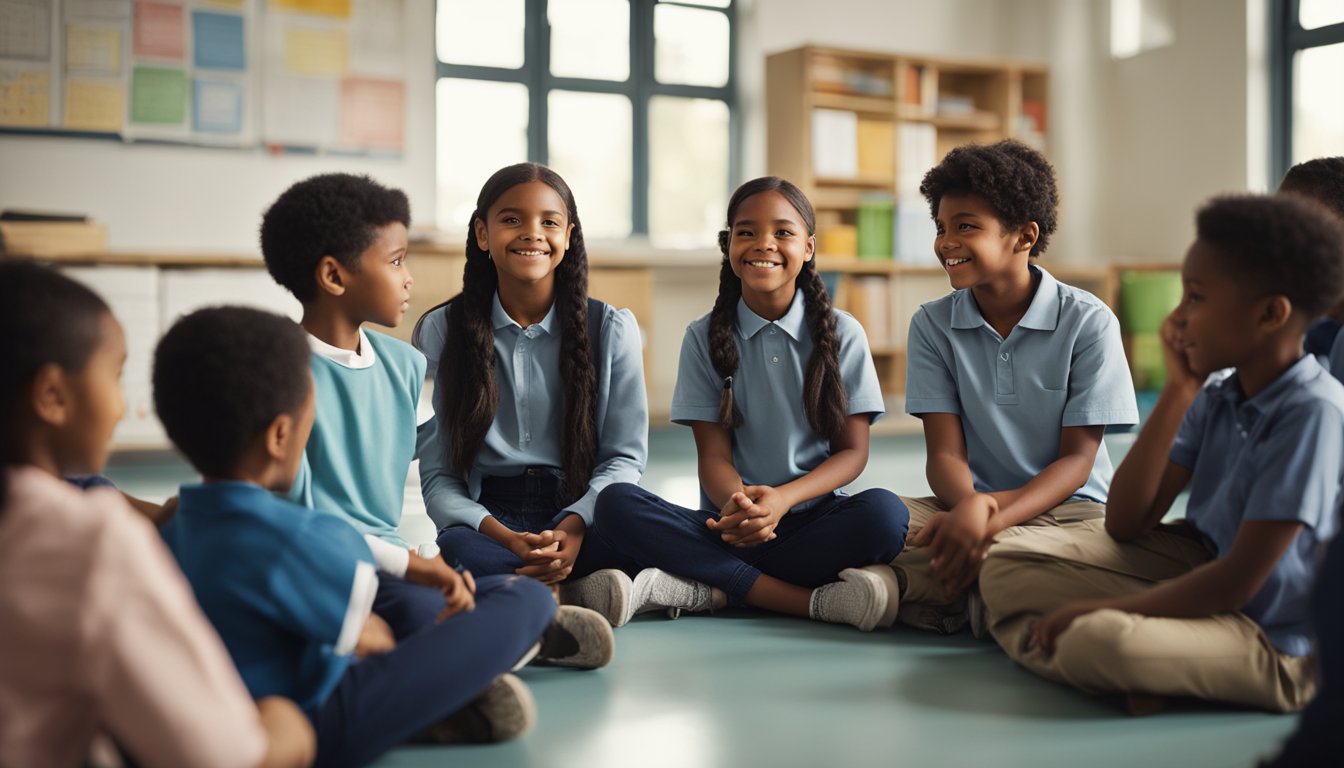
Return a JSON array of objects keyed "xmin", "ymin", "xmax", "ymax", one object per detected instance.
[
  {"xmin": 513, "ymin": 249, "xmax": 548, "ymax": 256},
  {"xmin": 747, "ymin": 260, "xmax": 780, "ymax": 268},
  {"xmin": 944, "ymin": 257, "xmax": 970, "ymax": 267}
]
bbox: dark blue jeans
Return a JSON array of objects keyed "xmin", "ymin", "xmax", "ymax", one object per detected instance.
[
  {"xmin": 592, "ymin": 482, "xmax": 909, "ymax": 607},
  {"xmin": 311, "ymin": 573, "xmax": 554, "ymax": 768},
  {"xmin": 435, "ymin": 468, "xmax": 638, "ymax": 580}
]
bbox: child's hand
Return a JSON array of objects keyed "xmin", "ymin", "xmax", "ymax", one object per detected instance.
[
  {"xmin": 912, "ymin": 493, "xmax": 995, "ymax": 594},
  {"xmin": 706, "ymin": 490, "xmax": 774, "ymax": 546},
  {"xmin": 1031, "ymin": 599, "xmax": 1104, "ymax": 655},
  {"xmin": 514, "ymin": 527, "xmax": 583, "ymax": 585},
  {"xmin": 720, "ymin": 486, "xmax": 786, "ymax": 547},
  {"xmin": 1159, "ymin": 312, "xmax": 1202, "ymax": 393},
  {"xmin": 355, "ymin": 613, "xmax": 396, "ymax": 657},
  {"xmin": 406, "ymin": 551, "xmax": 476, "ymax": 619}
]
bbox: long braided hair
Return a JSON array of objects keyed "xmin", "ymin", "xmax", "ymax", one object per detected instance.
[
  {"xmin": 428, "ymin": 163, "xmax": 598, "ymax": 504},
  {"xmin": 708, "ymin": 177, "xmax": 848, "ymax": 443}
]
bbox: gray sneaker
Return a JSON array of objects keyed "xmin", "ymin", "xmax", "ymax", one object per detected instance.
[
  {"xmin": 631, "ymin": 568, "xmax": 715, "ymax": 619},
  {"xmin": 419, "ymin": 673, "xmax": 535, "ymax": 743},
  {"xmin": 559, "ymin": 569, "xmax": 634, "ymax": 627},
  {"xmin": 809, "ymin": 568, "xmax": 889, "ymax": 632},
  {"xmin": 534, "ymin": 605, "xmax": 616, "ymax": 669}
]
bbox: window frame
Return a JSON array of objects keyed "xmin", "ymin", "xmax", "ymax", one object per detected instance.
[
  {"xmin": 1270, "ymin": 0, "xmax": 1344, "ymax": 183},
  {"xmin": 435, "ymin": 0, "xmax": 739, "ymax": 237}
]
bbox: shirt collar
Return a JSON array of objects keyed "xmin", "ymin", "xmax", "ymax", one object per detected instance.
[
  {"xmin": 307, "ymin": 328, "xmax": 376, "ymax": 369},
  {"xmin": 1212, "ymin": 354, "xmax": 1326, "ymax": 414},
  {"xmin": 950, "ymin": 265, "xmax": 1059, "ymax": 332},
  {"xmin": 491, "ymin": 292, "xmax": 557, "ymax": 335},
  {"xmin": 736, "ymin": 289, "xmax": 807, "ymax": 341}
]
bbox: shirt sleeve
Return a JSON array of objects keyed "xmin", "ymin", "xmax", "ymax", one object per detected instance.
[
  {"xmin": 904, "ymin": 306, "xmax": 962, "ymax": 416},
  {"xmin": 270, "ymin": 514, "xmax": 375, "ymax": 646},
  {"xmin": 1243, "ymin": 398, "xmax": 1344, "ymax": 529},
  {"xmin": 91, "ymin": 495, "xmax": 268, "ymax": 768},
  {"xmin": 565, "ymin": 308, "xmax": 650, "ymax": 524},
  {"xmin": 332, "ymin": 560, "xmax": 379, "ymax": 656},
  {"xmin": 417, "ymin": 414, "xmax": 493, "ymax": 530},
  {"xmin": 1062, "ymin": 307, "xmax": 1141, "ymax": 429},
  {"xmin": 1169, "ymin": 387, "xmax": 1212, "ymax": 469},
  {"xmin": 835, "ymin": 310, "xmax": 885, "ymax": 422},
  {"xmin": 670, "ymin": 322, "xmax": 724, "ymax": 425},
  {"xmin": 363, "ymin": 533, "xmax": 410, "ymax": 577}
]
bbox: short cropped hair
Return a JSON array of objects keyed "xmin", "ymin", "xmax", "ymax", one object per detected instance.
[
  {"xmin": 919, "ymin": 139, "xmax": 1059, "ymax": 256},
  {"xmin": 1279, "ymin": 157, "xmax": 1344, "ymax": 221},
  {"xmin": 259, "ymin": 173, "xmax": 410, "ymax": 303},
  {"xmin": 153, "ymin": 307, "xmax": 311, "ymax": 477},
  {"xmin": 1196, "ymin": 194, "xmax": 1344, "ymax": 320}
]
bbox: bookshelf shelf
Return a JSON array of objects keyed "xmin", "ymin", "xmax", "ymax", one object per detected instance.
[{"xmin": 812, "ymin": 92, "xmax": 898, "ymax": 117}]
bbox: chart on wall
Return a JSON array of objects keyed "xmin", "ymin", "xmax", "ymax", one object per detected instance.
[{"xmin": 0, "ymin": 0, "xmax": 407, "ymax": 153}]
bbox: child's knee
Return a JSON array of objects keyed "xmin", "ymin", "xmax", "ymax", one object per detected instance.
[
  {"xmin": 848, "ymin": 489, "xmax": 910, "ymax": 550},
  {"xmin": 593, "ymin": 482, "xmax": 654, "ymax": 533}
]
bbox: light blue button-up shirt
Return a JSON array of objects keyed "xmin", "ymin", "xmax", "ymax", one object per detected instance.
[
  {"xmin": 905, "ymin": 266, "xmax": 1138, "ymax": 502},
  {"xmin": 1171, "ymin": 354, "xmax": 1344, "ymax": 656},
  {"xmin": 414, "ymin": 293, "xmax": 648, "ymax": 529},
  {"xmin": 671, "ymin": 290, "xmax": 885, "ymax": 513}
]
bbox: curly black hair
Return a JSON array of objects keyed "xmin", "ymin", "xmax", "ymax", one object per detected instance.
[
  {"xmin": 918, "ymin": 139, "xmax": 1058, "ymax": 257},
  {"xmin": 259, "ymin": 173, "xmax": 410, "ymax": 303},
  {"xmin": 1279, "ymin": 157, "xmax": 1344, "ymax": 222},
  {"xmin": 1196, "ymin": 194, "xmax": 1344, "ymax": 320},
  {"xmin": 153, "ymin": 306, "xmax": 312, "ymax": 478}
]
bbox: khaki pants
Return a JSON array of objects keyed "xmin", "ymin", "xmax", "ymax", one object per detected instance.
[
  {"xmin": 892, "ymin": 496, "xmax": 1104, "ymax": 634},
  {"xmin": 979, "ymin": 519, "xmax": 1316, "ymax": 712}
]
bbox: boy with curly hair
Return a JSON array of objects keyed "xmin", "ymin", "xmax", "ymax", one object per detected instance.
[
  {"xmin": 981, "ymin": 194, "xmax": 1344, "ymax": 712},
  {"xmin": 880, "ymin": 140, "xmax": 1138, "ymax": 636}
]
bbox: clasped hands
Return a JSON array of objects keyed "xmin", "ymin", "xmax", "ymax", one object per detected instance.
[
  {"xmin": 706, "ymin": 485, "xmax": 788, "ymax": 547},
  {"xmin": 909, "ymin": 492, "xmax": 997, "ymax": 594}
]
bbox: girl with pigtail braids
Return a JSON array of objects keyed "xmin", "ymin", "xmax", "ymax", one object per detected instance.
[
  {"xmin": 413, "ymin": 163, "xmax": 650, "ymax": 629},
  {"xmin": 591, "ymin": 177, "xmax": 911, "ymax": 632}
]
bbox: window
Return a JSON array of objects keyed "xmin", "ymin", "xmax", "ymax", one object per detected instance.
[
  {"xmin": 1271, "ymin": 0, "xmax": 1344, "ymax": 182},
  {"xmin": 435, "ymin": 0, "xmax": 736, "ymax": 245}
]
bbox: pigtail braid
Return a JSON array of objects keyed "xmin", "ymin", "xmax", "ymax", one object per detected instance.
[
  {"xmin": 438, "ymin": 222, "xmax": 500, "ymax": 477},
  {"xmin": 709, "ymin": 230, "xmax": 743, "ymax": 430},
  {"xmin": 800, "ymin": 261, "xmax": 847, "ymax": 442},
  {"xmin": 556, "ymin": 222, "xmax": 598, "ymax": 505}
]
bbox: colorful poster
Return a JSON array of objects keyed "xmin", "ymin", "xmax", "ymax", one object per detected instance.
[
  {"xmin": 271, "ymin": 0, "xmax": 352, "ymax": 19},
  {"xmin": 66, "ymin": 24, "xmax": 124, "ymax": 73},
  {"xmin": 134, "ymin": 1, "xmax": 185, "ymax": 60},
  {"xmin": 283, "ymin": 25, "xmax": 347, "ymax": 75},
  {"xmin": 193, "ymin": 10, "xmax": 246, "ymax": 70},
  {"xmin": 130, "ymin": 65, "xmax": 186, "ymax": 123},
  {"xmin": 64, "ymin": 77, "xmax": 125, "ymax": 131},
  {"xmin": 339, "ymin": 76, "xmax": 403, "ymax": 149},
  {"xmin": 0, "ymin": 65, "xmax": 50, "ymax": 127},
  {"xmin": 0, "ymin": 0, "xmax": 53, "ymax": 60},
  {"xmin": 193, "ymin": 77, "xmax": 243, "ymax": 133}
]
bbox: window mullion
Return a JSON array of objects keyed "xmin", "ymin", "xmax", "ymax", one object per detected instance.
[
  {"xmin": 630, "ymin": 0, "xmax": 651, "ymax": 236},
  {"xmin": 528, "ymin": 0, "xmax": 550, "ymax": 165}
]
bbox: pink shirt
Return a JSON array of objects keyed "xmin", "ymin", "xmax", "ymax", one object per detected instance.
[{"xmin": 0, "ymin": 467, "xmax": 268, "ymax": 768}]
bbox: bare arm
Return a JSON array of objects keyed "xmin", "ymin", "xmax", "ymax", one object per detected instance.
[
  {"xmin": 773, "ymin": 413, "xmax": 874, "ymax": 510},
  {"xmin": 922, "ymin": 412, "xmax": 976, "ymax": 508},
  {"xmin": 690, "ymin": 421, "xmax": 745, "ymax": 511},
  {"xmin": 254, "ymin": 697, "xmax": 317, "ymax": 768},
  {"xmin": 988, "ymin": 425, "xmax": 1104, "ymax": 533}
]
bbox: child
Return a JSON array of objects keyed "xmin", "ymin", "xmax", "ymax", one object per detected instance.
[
  {"xmin": 887, "ymin": 140, "xmax": 1138, "ymax": 635},
  {"xmin": 592, "ymin": 176, "xmax": 909, "ymax": 632},
  {"xmin": 259, "ymin": 172, "xmax": 613, "ymax": 663},
  {"xmin": 0, "ymin": 263, "xmax": 313, "ymax": 768},
  {"xmin": 1277, "ymin": 157, "xmax": 1344, "ymax": 375},
  {"xmin": 413, "ymin": 163, "xmax": 648, "ymax": 627},
  {"xmin": 980, "ymin": 194, "xmax": 1344, "ymax": 712},
  {"xmin": 155, "ymin": 306, "xmax": 560, "ymax": 766}
]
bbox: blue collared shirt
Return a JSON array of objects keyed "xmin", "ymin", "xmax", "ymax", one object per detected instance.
[
  {"xmin": 905, "ymin": 266, "xmax": 1138, "ymax": 502},
  {"xmin": 1171, "ymin": 354, "xmax": 1344, "ymax": 656},
  {"xmin": 671, "ymin": 290, "xmax": 885, "ymax": 513},
  {"xmin": 414, "ymin": 293, "xmax": 649, "ymax": 529}
]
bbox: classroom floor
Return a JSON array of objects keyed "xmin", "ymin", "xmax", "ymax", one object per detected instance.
[{"xmin": 106, "ymin": 429, "xmax": 1291, "ymax": 768}]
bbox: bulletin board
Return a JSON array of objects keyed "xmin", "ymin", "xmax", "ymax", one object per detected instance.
[{"xmin": 0, "ymin": 0, "xmax": 407, "ymax": 153}]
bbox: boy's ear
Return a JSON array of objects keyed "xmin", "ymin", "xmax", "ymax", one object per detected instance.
[
  {"xmin": 1015, "ymin": 222, "xmax": 1040, "ymax": 254},
  {"xmin": 263, "ymin": 412, "xmax": 295, "ymax": 462},
  {"xmin": 314, "ymin": 255, "xmax": 348, "ymax": 297},
  {"xmin": 1258, "ymin": 294, "xmax": 1294, "ymax": 332},
  {"xmin": 29, "ymin": 363, "xmax": 72, "ymax": 427}
]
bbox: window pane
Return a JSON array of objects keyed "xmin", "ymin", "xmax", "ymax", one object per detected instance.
[
  {"xmin": 436, "ymin": 79, "xmax": 529, "ymax": 230},
  {"xmin": 437, "ymin": 0, "xmax": 524, "ymax": 68},
  {"xmin": 1300, "ymin": 0, "xmax": 1344, "ymax": 30},
  {"xmin": 1292, "ymin": 43, "xmax": 1344, "ymax": 165},
  {"xmin": 655, "ymin": 5, "xmax": 729, "ymax": 87},
  {"xmin": 548, "ymin": 91, "xmax": 632, "ymax": 239},
  {"xmin": 549, "ymin": 0, "xmax": 629, "ymax": 80},
  {"xmin": 666, "ymin": 0, "xmax": 732, "ymax": 7},
  {"xmin": 649, "ymin": 96, "xmax": 729, "ymax": 246}
]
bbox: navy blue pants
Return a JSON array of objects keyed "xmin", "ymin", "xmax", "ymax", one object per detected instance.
[
  {"xmin": 436, "ymin": 468, "xmax": 638, "ymax": 580},
  {"xmin": 371, "ymin": 574, "xmax": 459, "ymax": 640},
  {"xmin": 592, "ymin": 482, "xmax": 909, "ymax": 607},
  {"xmin": 310, "ymin": 573, "xmax": 554, "ymax": 768}
]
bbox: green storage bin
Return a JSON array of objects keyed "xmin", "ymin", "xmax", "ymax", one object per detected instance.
[
  {"xmin": 857, "ymin": 194, "xmax": 894, "ymax": 259},
  {"xmin": 1120, "ymin": 270, "xmax": 1182, "ymax": 334},
  {"xmin": 1129, "ymin": 332, "xmax": 1167, "ymax": 390}
]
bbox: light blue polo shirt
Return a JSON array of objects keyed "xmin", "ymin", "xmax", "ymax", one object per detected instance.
[
  {"xmin": 905, "ymin": 266, "xmax": 1138, "ymax": 502},
  {"xmin": 164, "ymin": 482, "xmax": 377, "ymax": 713},
  {"xmin": 1170, "ymin": 354, "xmax": 1344, "ymax": 657},
  {"xmin": 414, "ymin": 294, "xmax": 649, "ymax": 529},
  {"xmin": 671, "ymin": 290, "xmax": 885, "ymax": 513}
]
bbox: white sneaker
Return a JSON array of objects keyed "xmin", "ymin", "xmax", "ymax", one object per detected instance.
[
  {"xmin": 808, "ymin": 568, "xmax": 889, "ymax": 631},
  {"xmin": 631, "ymin": 568, "xmax": 715, "ymax": 618},
  {"xmin": 559, "ymin": 569, "xmax": 634, "ymax": 627}
]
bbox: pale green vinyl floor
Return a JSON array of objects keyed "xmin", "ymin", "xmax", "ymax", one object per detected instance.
[{"xmin": 107, "ymin": 429, "xmax": 1293, "ymax": 768}]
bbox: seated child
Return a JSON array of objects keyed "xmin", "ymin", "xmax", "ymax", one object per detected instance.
[
  {"xmin": 889, "ymin": 139, "xmax": 1138, "ymax": 635},
  {"xmin": 155, "ymin": 306, "xmax": 562, "ymax": 766},
  {"xmin": 1276, "ymin": 156, "xmax": 1344, "ymax": 376},
  {"xmin": 259, "ymin": 172, "xmax": 613, "ymax": 665},
  {"xmin": 0, "ymin": 262, "xmax": 313, "ymax": 768},
  {"xmin": 979, "ymin": 194, "xmax": 1344, "ymax": 712}
]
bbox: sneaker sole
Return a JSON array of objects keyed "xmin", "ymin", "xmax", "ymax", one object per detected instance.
[
  {"xmin": 424, "ymin": 673, "xmax": 536, "ymax": 743},
  {"xmin": 559, "ymin": 569, "xmax": 634, "ymax": 628},
  {"xmin": 536, "ymin": 605, "xmax": 616, "ymax": 669}
]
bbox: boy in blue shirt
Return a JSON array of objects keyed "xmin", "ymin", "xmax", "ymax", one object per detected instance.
[
  {"xmin": 155, "ymin": 307, "xmax": 560, "ymax": 765},
  {"xmin": 259, "ymin": 173, "xmax": 612, "ymax": 667},
  {"xmin": 889, "ymin": 140, "xmax": 1138, "ymax": 634},
  {"xmin": 981, "ymin": 195, "xmax": 1344, "ymax": 712},
  {"xmin": 1278, "ymin": 157, "xmax": 1344, "ymax": 378}
]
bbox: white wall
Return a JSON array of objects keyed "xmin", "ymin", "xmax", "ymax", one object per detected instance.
[{"xmin": 0, "ymin": 0, "xmax": 437, "ymax": 253}]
